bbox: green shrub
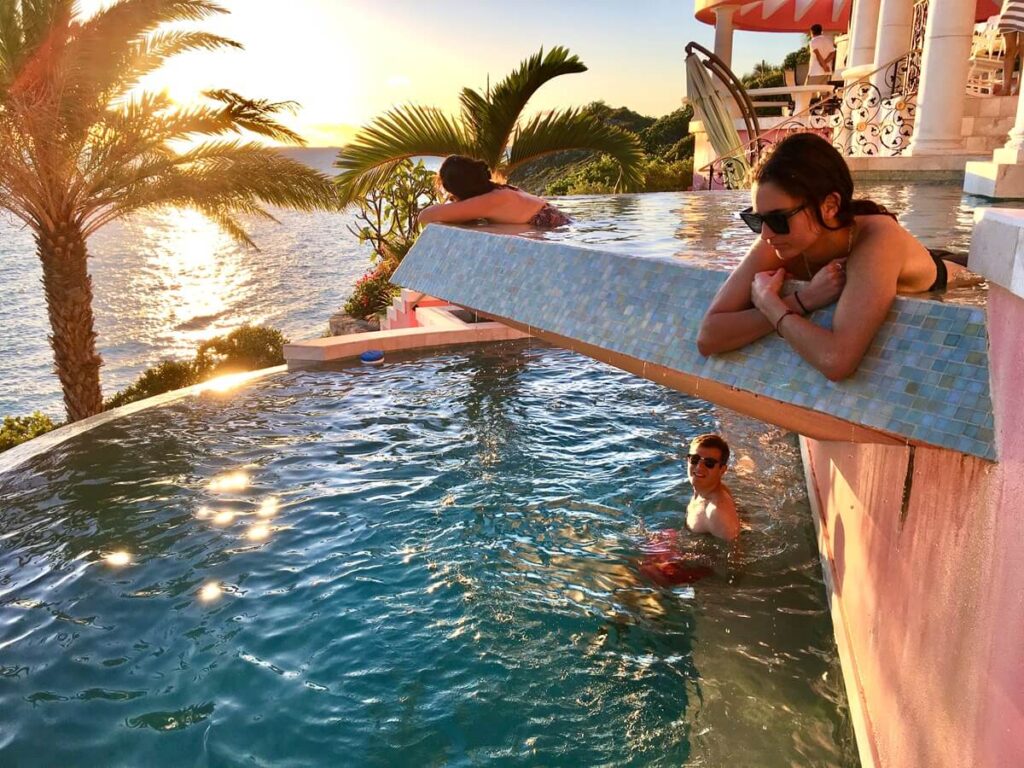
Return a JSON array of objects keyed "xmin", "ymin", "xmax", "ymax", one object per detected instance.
[
  {"xmin": 195, "ymin": 324, "xmax": 287, "ymax": 378},
  {"xmin": 104, "ymin": 325, "xmax": 289, "ymax": 410},
  {"xmin": 344, "ymin": 258, "xmax": 401, "ymax": 320},
  {"xmin": 546, "ymin": 155, "xmax": 694, "ymax": 195},
  {"xmin": 0, "ymin": 412, "xmax": 57, "ymax": 452},
  {"xmin": 104, "ymin": 359, "xmax": 199, "ymax": 410},
  {"xmin": 641, "ymin": 158, "xmax": 694, "ymax": 192},
  {"xmin": 343, "ymin": 160, "xmax": 438, "ymax": 320}
]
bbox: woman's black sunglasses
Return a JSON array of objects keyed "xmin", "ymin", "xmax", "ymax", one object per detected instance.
[
  {"xmin": 687, "ymin": 454, "xmax": 722, "ymax": 470},
  {"xmin": 739, "ymin": 205, "xmax": 805, "ymax": 235}
]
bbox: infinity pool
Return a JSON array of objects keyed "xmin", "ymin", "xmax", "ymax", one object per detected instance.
[{"xmin": 0, "ymin": 343, "xmax": 856, "ymax": 766}]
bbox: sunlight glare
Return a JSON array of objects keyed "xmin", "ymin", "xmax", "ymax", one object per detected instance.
[
  {"xmin": 209, "ymin": 471, "xmax": 249, "ymax": 493},
  {"xmin": 257, "ymin": 497, "xmax": 279, "ymax": 518},
  {"xmin": 199, "ymin": 582, "xmax": 223, "ymax": 602},
  {"xmin": 247, "ymin": 524, "xmax": 271, "ymax": 541},
  {"xmin": 197, "ymin": 371, "xmax": 252, "ymax": 395},
  {"xmin": 213, "ymin": 510, "xmax": 236, "ymax": 526},
  {"xmin": 105, "ymin": 550, "xmax": 132, "ymax": 567}
]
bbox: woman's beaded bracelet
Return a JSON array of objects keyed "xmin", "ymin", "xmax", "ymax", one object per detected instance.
[{"xmin": 775, "ymin": 310, "xmax": 798, "ymax": 335}]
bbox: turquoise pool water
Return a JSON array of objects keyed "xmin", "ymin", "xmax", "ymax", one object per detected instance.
[{"xmin": 0, "ymin": 343, "xmax": 857, "ymax": 766}]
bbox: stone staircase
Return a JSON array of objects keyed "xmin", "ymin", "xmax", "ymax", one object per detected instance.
[
  {"xmin": 381, "ymin": 289, "xmax": 451, "ymax": 330},
  {"xmin": 962, "ymin": 94, "xmax": 1018, "ymax": 154}
]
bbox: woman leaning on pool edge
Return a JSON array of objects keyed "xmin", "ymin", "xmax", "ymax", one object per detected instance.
[
  {"xmin": 696, "ymin": 133, "xmax": 973, "ymax": 381},
  {"xmin": 417, "ymin": 155, "xmax": 571, "ymax": 227}
]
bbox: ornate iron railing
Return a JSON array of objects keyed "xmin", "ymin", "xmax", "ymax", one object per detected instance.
[{"xmin": 697, "ymin": 50, "xmax": 919, "ymax": 190}]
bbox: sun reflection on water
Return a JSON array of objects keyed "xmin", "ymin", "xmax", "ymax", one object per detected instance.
[
  {"xmin": 137, "ymin": 207, "xmax": 251, "ymax": 356},
  {"xmin": 209, "ymin": 471, "xmax": 249, "ymax": 493}
]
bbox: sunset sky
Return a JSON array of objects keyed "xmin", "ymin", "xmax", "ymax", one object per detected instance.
[{"xmin": 83, "ymin": 0, "xmax": 803, "ymax": 147}]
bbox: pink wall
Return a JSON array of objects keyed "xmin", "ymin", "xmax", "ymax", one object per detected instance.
[{"xmin": 803, "ymin": 283, "xmax": 1024, "ymax": 768}]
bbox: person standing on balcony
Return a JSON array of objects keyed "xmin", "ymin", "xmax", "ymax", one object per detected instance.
[
  {"xmin": 1000, "ymin": 0, "xmax": 1024, "ymax": 95},
  {"xmin": 806, "ymin": 24, "xmax": 835, "ymax": 86}
]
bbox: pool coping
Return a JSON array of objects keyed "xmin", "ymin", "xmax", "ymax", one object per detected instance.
[{"xmin": 0, "ymin": 366, "xmax": 289, "ymax": 478}]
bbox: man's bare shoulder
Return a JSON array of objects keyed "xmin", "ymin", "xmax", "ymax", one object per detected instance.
[{"xmin": 707, "ymin": 485, "xmax": 740, "ymax": 541}]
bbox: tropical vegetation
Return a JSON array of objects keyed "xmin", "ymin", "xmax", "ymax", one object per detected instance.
[
  {"xmin": 0, "ymin": 412, "xmax": 57, "ymax": 452},
  {"xmin": 344, "ymin": 159, "xmax": 440, "ymax": 320},
  {"xmin": 514, "ymin": 102, "xmax": 695, "ymax": 195},
  {"xmin": 335, "ymin": 47, "xmax": 645, "ymax": 205},
  {"xmin": 0, "ymin": 0, "xmax": 338, "ymax": 422},
  {"xmin": 104, "ymin": 324, "xmax": 288, "ymax": 409}
]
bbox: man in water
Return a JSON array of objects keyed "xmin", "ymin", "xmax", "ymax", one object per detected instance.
[{"xmin": 685, "ymin": 433, "xmax": 739, "ymax": 542}]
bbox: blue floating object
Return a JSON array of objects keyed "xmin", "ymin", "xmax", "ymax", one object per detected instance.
[{"xmin": 360, "ymin": 349, "xmax": 385, "ymax": 365}]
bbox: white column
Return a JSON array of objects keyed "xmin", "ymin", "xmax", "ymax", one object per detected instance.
[
  {"xmin": 714, "ymin": 6, "xmax": 735, "ymax": 70},
  {"xmin": 869, "ymin": 0, "xmax": 914, "ymax": 95},
  {"xmin": 846, "ymin": 0, "xmax": 882, "ymax": 71},
  {"xmin": 994, "ymin": 96, "xmax": 1024, "ymax": 164},
  {"xmin": 906, "ymin": 0, "xmax": 974, "ymax": 154}
]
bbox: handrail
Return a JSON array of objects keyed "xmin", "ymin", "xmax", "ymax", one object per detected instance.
[{"xmin": 696, "ymin": 48, "xmax": 921, "ymax": 186}]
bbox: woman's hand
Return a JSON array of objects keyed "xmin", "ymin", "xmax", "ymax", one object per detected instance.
[
  {"xmin": 800, "ymin": 258, "xmax": 847, "ymax": 310},
  {"xmin": 750, "ymin": 268, "xmax": 787, "ymax": 320}
]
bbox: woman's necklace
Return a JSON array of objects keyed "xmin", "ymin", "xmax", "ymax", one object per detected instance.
[{"xmin": 798, "ymin": 224, "xmax": 855, "ymax": 280}]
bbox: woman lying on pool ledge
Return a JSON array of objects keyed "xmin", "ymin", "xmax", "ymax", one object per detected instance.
[
  {"xmin": 418, "ymin": 155, "xmax": 571, "ymax": 228},
  {"xmin": 696, "ymin": 133, "xmax": 975, "ymax": 382}
]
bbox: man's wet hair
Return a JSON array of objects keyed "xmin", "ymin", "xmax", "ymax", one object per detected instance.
[{"xmin": 690, "ymin": 433, "xmax": 730, "ymax": 466}]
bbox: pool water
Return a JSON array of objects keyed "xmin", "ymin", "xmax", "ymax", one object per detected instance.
[{"xmin": 0, "ymin": 343, "xmax": 856, "ymax": 766}]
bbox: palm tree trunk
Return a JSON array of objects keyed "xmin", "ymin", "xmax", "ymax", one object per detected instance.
[{"xmin": 36, "ymin": 222, "xmax": 104, "ymax": 421}]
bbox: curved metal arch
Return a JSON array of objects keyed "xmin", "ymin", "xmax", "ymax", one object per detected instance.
[{"xmin": 684, "ymin": 41, "xmax": 761, "ymax": 149}]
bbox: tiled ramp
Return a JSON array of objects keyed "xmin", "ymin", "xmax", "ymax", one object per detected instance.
[{"xmin": 394, "ymin": 226, "xmax": 995, "ymax": 461}]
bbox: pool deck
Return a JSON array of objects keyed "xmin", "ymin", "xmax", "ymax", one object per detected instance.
[{"xmin": 283, "ymin": 296, "xmax": 530, "ymax": 365}]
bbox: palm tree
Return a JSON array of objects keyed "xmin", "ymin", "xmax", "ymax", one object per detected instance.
[
  {"xmin": 335, "ymin": 47, "xmax": 645, "ymax": 205},
  {"xmin": 0, "ymin": 0, "xmax": 338, "ymax": 422}
]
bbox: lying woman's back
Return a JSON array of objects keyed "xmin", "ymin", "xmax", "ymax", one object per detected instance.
[{"xmin": 418, "ymin": 155, "xmax": 570, "ymax": 227}]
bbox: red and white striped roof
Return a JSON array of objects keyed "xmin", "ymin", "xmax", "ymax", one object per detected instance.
[{"xmin": 695, "ymin": 0, "xmax": 1001, "ymax": 33}]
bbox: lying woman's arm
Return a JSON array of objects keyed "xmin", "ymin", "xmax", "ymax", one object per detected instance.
[
  {"xmin": 696, "ymin": 239, "xmax": 846, "ymax": 356},
  {"xmin": 418, "ymin": 191, "xmax": 503, "ymax": 224},
  {"xmin": 750, "ymin": 223, "xmax": 902, "ymax": 381}
]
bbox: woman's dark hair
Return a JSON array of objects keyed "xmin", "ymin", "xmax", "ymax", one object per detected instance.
[
  {"xmin": 752, "ymin": 133, "xmax": 896, "ymax": 229},
  {"xmin": 438, "ymin": 155, "xmax": 512, "ymax": 200}
]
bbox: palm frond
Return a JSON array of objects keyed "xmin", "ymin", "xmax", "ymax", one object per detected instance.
[
  {"xmin": 457, "ymin": 87, "xmax": 490, "ymax": 158},
  {"xmin": 334, "ymin": 104, "xmax": 471, "ymax": 205},
  {"xmin": 202, "ymin": 89, "xmax": 304, "ymax": 145},
  {"xmin": 506, "ymin": 108, "xmax": 645, "ymax": 191},
  {"xmin": 61, "ymin": 0, "xmax": 228, "ymax": 124},
  {"xmin": 108, "ymin": 31, "xmax": 241, "ymax": 101},
  {"xmin": 0, "ymin": 0, "xmax": 75, "ymax": 84},
  {"xmin": 82, "ymin": 141, "xmax": 337, "ymax": 237},
  {"xmin": 475, "ymin": 46, "xmax": 587, "ymax": 161}
]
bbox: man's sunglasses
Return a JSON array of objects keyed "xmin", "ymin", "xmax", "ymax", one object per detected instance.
[
  {"xmin": 687, "ymin": 454, "xmax": 723, "ymax": 470},
  {"xmin": 739, "ymin": 205, "xmax": 805, "ymax": 235}
]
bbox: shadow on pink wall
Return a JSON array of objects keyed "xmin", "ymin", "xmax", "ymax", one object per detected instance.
[{"xmin": 803, "ymin": 283, "xmax": 1024, "ymax": 768}]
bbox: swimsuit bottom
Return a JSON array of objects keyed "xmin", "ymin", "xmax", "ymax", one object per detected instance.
[
  {"xmin": 528, "ymin": 203, "xmax": 571, "ymax": 228},
  {"xmin": 927, "ymin": 248, "xmax": 969, "ymax": 292}
]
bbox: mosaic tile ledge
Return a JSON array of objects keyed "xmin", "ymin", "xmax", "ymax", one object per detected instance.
[{"xmin": 394, "ymin": 225, "xmax": 996, "ymax": 461}]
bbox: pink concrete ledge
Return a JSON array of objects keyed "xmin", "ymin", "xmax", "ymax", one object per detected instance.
[{"xmin": 283, "ymin": 322, "xmax": 530, "ymax": 365}]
